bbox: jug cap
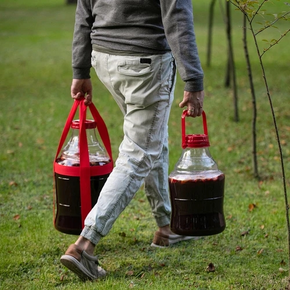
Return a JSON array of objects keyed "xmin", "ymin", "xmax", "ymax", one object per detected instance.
[
  {"xmin": 182, "ymin": 110, "xmax": 210, "ymax": 148},
  {"xmin": 184, "ymin": 133, "xmax": 210, "ymax": 148},
  {"xmin": 71, "ymin": 119, "xmax": 96, "ymax": 129}
]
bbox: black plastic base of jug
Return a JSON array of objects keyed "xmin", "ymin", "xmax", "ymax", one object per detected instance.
[
  {"xmin": 54, "ymin": 173, "xmax": 109, "ymax": 235},
  {"xmin": 169, "ymin": 174, "xmax": 226, "ymax": 236}
]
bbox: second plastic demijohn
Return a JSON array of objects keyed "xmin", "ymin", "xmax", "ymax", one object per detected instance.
[
  {"xmin": 169, "ymin": 110, "xmax": 226, "ymax": 236},
  {"xmin": 54, "ymin": 119, "xmax": 111, "ymax": 235}
]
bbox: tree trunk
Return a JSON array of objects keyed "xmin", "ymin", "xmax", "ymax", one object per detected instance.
[
  {"xmin": 66, "ymin": 0, "xmax": 77, "ymax": 4},
  {"xmin": 242, "ymin": 15, "xmax": 259, "ymax": 178},
  {"xmin": 225, "ymin": 1, "xmax": 239, "ymax": 122},
  {"xmin": 207, "ymin": 0, "xmax": 217, "ymax": 67}
]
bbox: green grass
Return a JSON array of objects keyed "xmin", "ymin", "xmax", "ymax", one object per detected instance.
[{"xmin": 0, "ymin": 1, "xmax": 290, "ymax": 289}]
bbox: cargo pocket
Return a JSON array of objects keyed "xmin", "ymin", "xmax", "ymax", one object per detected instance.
[
  {"xmin": 117, "ymin": 60, "xmax": 152, "ymax": 77},
  {"xmin": 117, "ymin": 59, "xmax": 156, "ymax": 107}
]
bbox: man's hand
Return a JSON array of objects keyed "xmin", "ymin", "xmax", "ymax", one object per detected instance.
[
  {"xmin": 71, "ymin": 79, "xmax": 93, "ymax": 105},
  {"xmin": 179, "ymin": 90, "xmax": 204, "ymax": 117}
]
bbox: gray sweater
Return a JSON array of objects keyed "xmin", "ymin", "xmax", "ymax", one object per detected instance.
[{"xmin": 72, "ymin": 0, "xmax": 204, "ymax": 92}]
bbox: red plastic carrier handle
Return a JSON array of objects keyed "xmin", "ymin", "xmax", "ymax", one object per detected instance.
[{"xmin": 181, "ymin": 110, "xmax": 209, "ymax": 149}]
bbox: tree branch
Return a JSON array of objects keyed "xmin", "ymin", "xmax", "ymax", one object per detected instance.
[
  {"xmin": 261, "ymin": 28, "xmax": 290, "ymax": 57},
  {"xmin": 250, "ymin": 0, "xmax": 268, "ymax": 24},
  {"xmin": 255, "ymin": 11, "xmax": 290, "ymax": 36}
]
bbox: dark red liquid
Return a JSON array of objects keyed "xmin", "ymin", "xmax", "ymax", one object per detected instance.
[
  {"xmin": 169, "ymin": 173, "xmax": 225, "ymax": 236},
  {"xmin": 54, "ymin": 173, "xmax": 109, "ymax": 235}
]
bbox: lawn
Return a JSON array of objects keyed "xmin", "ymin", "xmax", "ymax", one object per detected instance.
[{"xmin": 0, "ymin": 0, "xmax": 290, "ymax": 289}]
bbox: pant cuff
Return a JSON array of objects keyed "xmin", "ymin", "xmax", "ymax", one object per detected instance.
[
  {"xmin": 80, "ymin": 226, "xmax": 103, "ymax": 245},
  {"xmin": 155, "ymin": 216, "xmax": 170, "ymax": 228}
]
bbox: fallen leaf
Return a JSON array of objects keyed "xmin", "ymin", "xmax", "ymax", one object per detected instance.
[
  {"xmin": 126, "ymin": 271, "xmax": 134, "ymax": 276},
  {"xmin": 9, "ymin": 181, "xmax": 18, "ymax": 187},
  {"xmin": 248, "ymin": 203, "xmax": 257, "ymax": 212},
  {"xmin": 257, "ymin": 249, "xmax": 264, "ymax": 255},
  {"xmin": 241, "ymin": 230, "xmax": 249, "ymax": 236},
  {"xmin": 13, "ymin": 214, "xmax": 20, "ymax": 220},
  {"xmin": 260, "ymin": 225, "xmax": 265, "ymax": 230},
  {"xmin": 129, "ymin": 282, "xmax": 135, "ymax": 288},
  {"xmin": 206, "ymin": 263, "xmax": 215, "ymax": 272},
  {"xmin": 235, "ymin": 246, "xmax": 243, "ymax": 251}
]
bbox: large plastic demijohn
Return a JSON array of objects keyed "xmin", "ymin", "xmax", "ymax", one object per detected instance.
[
  {"xmin": 53, "ymin": 100, "xmax": 113, "ymax": 235},
  {"xmin": 169, "ymin": 110, "xmax": 226, "ymax": 236}
]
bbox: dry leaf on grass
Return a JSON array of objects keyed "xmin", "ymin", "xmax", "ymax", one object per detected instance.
[
  {"xmin": 9, "ymin": 181, "xmax": 18, "ymax": 186},
  {"xmin": 241, "ymin": 230, "xmax": 249, "ymax": 236},
  {"xmin": 126, "ymin": 271, "xmax": 134, "ymax": 276},
  {"xmin": 248, "ymin": 203, "xmax": 257, "ymax": 212},
  {"xmin": 206, "ymin": 263, "xmax": 215, "ymax": 272},
  {"xmin": 13, "ymin": 214, "xmax": 20, "ymax": 220}
]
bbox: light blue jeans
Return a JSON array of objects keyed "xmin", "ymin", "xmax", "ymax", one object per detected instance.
[{"xmin": 81, "ymin": 51, "xmax": 176, "ymax": 245}]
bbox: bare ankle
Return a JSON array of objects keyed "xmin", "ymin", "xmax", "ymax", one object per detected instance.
[{"xmin": 75, "ymin": 236, "xmax": 95, "ymax": 255}]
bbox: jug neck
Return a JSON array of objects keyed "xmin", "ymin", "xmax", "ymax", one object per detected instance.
[
  {"xmin": 183, "ymin": 146, "xmax": 211, "ymax": 156},
  {"xmin": 65, "ymin": 127, "xmax": 108, "ymax": 155},
  {"xmin": 174, "ymin": 146, "xmax": 218, "ymax": 173},
  {"xmin": 61, "ymin": 125, "xmax": 109, "ymax": 162}
]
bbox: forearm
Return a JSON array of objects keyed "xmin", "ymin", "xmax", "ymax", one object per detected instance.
[
  {"xmin": 160, "ymin": 0, "xmax": 204, "ymax": 92},
  {"xmin": 72, "ymin": 0, "xmax": 94, "ymax": 79}
]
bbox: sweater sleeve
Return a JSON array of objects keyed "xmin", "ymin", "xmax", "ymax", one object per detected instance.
[
  {"xmin": 160, "ymin": 0, "xmax": 204, "ymax": 92},
  {"xmin": 72, "ymin": 0, "xmax": 94, "ymax": 79}
]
